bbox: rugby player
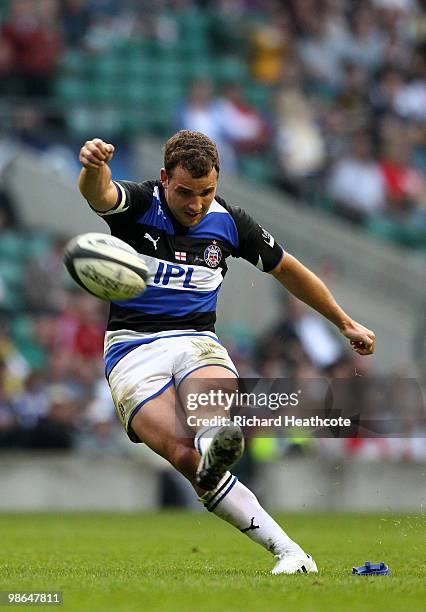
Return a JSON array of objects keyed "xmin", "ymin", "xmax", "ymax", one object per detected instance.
[{"xmin": 78, "ymin": 130, "xmax": 375, "ymax": 574}]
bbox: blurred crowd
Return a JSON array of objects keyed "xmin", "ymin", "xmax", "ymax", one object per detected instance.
[
  {"xmin": 0, "ymin": 232, "xmax": 424, "ymax": 462},
  {"xmin": 0, "ymin": 0, "xmax": 425, "ymax": 462},
  {"xmin": 0, "ymin": 0, "xmax": 425, "ymax": 247}
]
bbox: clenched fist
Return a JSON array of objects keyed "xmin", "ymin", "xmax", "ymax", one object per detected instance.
[
  {"xmin": 79, "ymin": 138, "xmax": 115, "ymax": 169},
  {"xmin": 340, "ymin": 321, "xmax": 375, "ymax": 355}
]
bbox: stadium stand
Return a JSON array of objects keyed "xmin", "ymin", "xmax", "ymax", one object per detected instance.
[{"xmin": 0, "ymin": 0, "xmax": 424, "ymax": 249}]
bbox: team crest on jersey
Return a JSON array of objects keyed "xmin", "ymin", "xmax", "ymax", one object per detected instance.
[{"xmin": 204, "ymin": 244, "xmax": 222, "ymax": 268}]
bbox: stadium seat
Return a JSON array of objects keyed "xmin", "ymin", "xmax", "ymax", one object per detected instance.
[
  {"xmin": 0, "ymin": 259, "xmax": 24, "ymax": 289},
  {"xmin": 90, "ymin": 80, "xmax": 124, "ymax": 104},
  {"xmin": 245, "ymin": 83, "xmax": 272, "ymax": 112},
  {"xmin": 0, "ymin": 232, "xmax": 25, "ymax": 260},
  {"xmin": 121, "ymin": 38, "xmax": 158, "ymax": 59},
  {"xmin": 67, "ymin": 107, "xmax": 97, "ymax": 136},
  {"xmin": 239, "ymin": 155, "xmax": 274, "ymax": 183},
  {"xmin": 214, "ymin": 57, "xmax": 248, "ymax": 83},
  {"xmin": 58, "ymin": 49, "xmax": 88, "ymax": 76},
  {"xmin": 121, "ymin": 114, "xmax": 150, "ymax": 135},
  {"xmin": 120, "ymin": 81, "xmax": 156, "ymax": 106},
  {"xmin": 10, "ymin": 315, "xmax": 47, "ymax": 368},
  {"xmin": 366, "ymin": 216, "xmax": 401, "ymax": 243},
  {"xmin": 180, "ymin": 58, "xmax": 214, "ymax": 81},
  {"xmin": 89, "ymin": 55, "xmax": 124, "ymax": 80},
  {"xmin": 67, "ymin": 106, "xmax": 124, "ymax": 137},
  {"xmin": 125, "ymin": 57, "xmax": 156, "ymax": 80},
  {"xmin": 175, "ymin": 9, "xmax": 210, "ymax": 57},
  {"xmin": 25, "ymin": 234, "xmax": 53, "ymax": 259},
  {"xmin": 55, "ymin": 78, "xmax": 89, "ymax": 104},
  {"xmin": 10, "ymin": 315, "xmax": 32, "ymax": 346},
  {"xmin": 0, "ymin": 287, "xmax": 24, "ymax": 313},
  {"xmin": 156, "ymin": 58, "xmax": 185, "ymax": 81}
]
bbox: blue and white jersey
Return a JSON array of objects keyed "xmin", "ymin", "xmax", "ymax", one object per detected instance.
[{"xmin": 91, "ymin": 179, "xmax": 284, "ymax": 334}]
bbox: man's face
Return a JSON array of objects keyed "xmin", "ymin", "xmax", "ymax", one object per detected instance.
[{"xmin": 160, "ymin": 165, "xmax": 218, "ymax": 227}]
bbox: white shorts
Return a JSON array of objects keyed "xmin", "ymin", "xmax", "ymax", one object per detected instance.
[{"xmin": 104, "ymin": 330, "xmax": 238, "ymax": 442}]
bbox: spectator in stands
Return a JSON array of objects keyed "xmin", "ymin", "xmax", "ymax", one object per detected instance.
[
  {"xmin": 215, "ymin": 83, "xmax": 272, "ymax": 155},
  {"xmin": 83, "ymin": 6, "xmax": 138, "ymax": 53},
  {"xmin": 296, "ymin": 7, "xmax": 349, "ymax": 91},
  {"xmin": 275, "ymin": 82, "xmax": 325, "ymax": 198},
  {"xmin": 0, "ymin": 328, "xmax": 29, "ymax": 395},
  {"xmin": 61, "ymin": 0, "xmax": 92, "ymax": 48},
  {"xmin": 0, "ymin": 187, "xmax": 19, "ymax": 230},
  {"xmin": 52, "ymin": 292, "xmax": 105, "ymax": 359},
  {"xmin": 327, "ymin": 131, "xmax": 386, "ymax": 224},
  {"xmin": 248, "ymin": 4, "xmax": 293, "ymax": 85},
  {"xmin": 277, "ymin": 296, "xmax": 344, "ymax": 371},
  {"xmin": 76, "ymin": 395, "xmax": 129, "ymax": 456},
  {"xmin": 1, "ymin": 0, "xmax": 62, "ymax": 97},
  {"xmin": 0, "ymin": 357, "xmax": 22, "ymax": 448},
  {"xmin": 0, "ymin": 28, "xmax": 15, "ymax": 95},
  {"xmin": 336, "ymin": 63, "xmax": 370, "ymax": 131},
  {"xmin": 176, "ymin": 79, "xmax": 237, "ymax": 172},
  {"xmin": 379, "ymin": 137, "xmax": 425, "ymax": 219},
  {"xmin": 394, "ymin": 70, "xmax": 426, "ymax": 122},
  {"xmin": 345, "ymin": 4, "xmax": 387, "ymax": 73},
  {"xmin": 369, "ymin": 65, "xmax": 406, "ymax": 117},
  {"xmin": 13, "ymin": 371, "xmax": 49, "ymax": 429},
  {"xmin": 26, "ymin": 384, "xmax": 80, "ymax": 450},
  {"xmin": 23, "ymin": 236, "xmax": 69, "ymax": 314}
]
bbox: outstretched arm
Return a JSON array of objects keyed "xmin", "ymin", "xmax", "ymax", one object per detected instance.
[
  {"xmin": 271, "ymin": 253, "xmax": 375, "ymax": 355},
  {"xmin": 78, "ymin": 138, "xmax": 117, "ymax": 212}
]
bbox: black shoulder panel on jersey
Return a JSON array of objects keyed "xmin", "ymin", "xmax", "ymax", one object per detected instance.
[{"xmin": 215, "ymin": 196, "xmax": 284, "ymax": 272}]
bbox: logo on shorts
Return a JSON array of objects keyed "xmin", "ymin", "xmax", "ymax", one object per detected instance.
[
  {"xmin": 204, "ymin": 243, "xmax": 222, "ymax": 268},
  {"xmin": 118, "ymin": 402, "xmax": 126, "ymax": 424}
]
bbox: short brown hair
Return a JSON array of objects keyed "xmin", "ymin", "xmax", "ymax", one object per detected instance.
[{"xmin": 164, "ymin": 130, "xmax": 220, "ymax": 178}]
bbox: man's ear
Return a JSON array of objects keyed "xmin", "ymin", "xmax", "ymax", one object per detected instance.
[{"xmin": 160, "ymin": 168, "xmax": 168, "ymax": 187}]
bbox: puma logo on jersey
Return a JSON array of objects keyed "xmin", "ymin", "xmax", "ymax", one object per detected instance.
[{"xmin": 144, "ymin": 233, "xmax": 160, "ymax": 250}]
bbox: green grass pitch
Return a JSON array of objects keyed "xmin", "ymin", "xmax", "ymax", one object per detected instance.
[{"xmin": 0, "ymin": 512, "xmax": 425, "ymax": 611}]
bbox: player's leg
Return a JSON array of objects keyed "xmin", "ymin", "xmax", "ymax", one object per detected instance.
[
  {"xmin": 178, "ymin": 365, "xmax": 318, "ymax": 574},
  {"xmin": 128, "ymin": 366, "xmax": 242, "ymax": 491},
  {"xmin": 129, "ymin": 384, "xmax": 203, "ymax": 493},
  {"xmin": 178, "ymin": 366, "xmax": 244, "ymax": 489}
]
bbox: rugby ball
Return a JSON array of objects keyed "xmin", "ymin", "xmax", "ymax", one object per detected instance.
[{"xmin": 63, "ymin": 233, "xmax": 148, "ymax": 301}]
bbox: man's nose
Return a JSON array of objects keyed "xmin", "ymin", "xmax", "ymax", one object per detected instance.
[{"xmin": 187, "ymin": 196, "xmax": 203, "ymax": 211}]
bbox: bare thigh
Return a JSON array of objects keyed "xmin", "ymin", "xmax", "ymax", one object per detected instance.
[
  {"xmin": 178, "ymin": 365, "xmax": 238, "ymax": 426},
  {"xmin": 130, "ymin": 384, "xmax": 200, "ymax": 481},
  {"xmin": 130, "ymin": 366, "xmax": 238, "ymax": 494}
]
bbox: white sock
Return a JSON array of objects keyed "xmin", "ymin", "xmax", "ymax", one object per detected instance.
[{"xmin": 195, "ymin": 428, "xmax": 304, "ymax": 557}]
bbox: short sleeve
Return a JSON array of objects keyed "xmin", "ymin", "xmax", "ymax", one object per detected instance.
[
  {"xmin": 89, "ymin": 180, "xmax": 153, "ymax": 217},
  {"xmin": 89, "ymin": 180, "xmax": 154, "ymax": 228},
  {"xmin": 228, "ymin": 205, "xmax": 284, "ymax": 272}
]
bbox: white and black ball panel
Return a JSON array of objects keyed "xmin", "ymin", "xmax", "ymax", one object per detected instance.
[
  {"xmin": 70, "ymin": 232, "xmax": 138, "ymax": 257},
  {"xmin": 63, "ymin": 233, "xmax": 148, "ymax": 301}
]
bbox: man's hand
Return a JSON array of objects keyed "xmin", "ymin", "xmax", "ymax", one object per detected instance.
[
  {"xmin": 79, "ymin": 138, "xmax": 115, "ymax": 169},
  {"xmin": 78, "ymin": 138, "xmax": 117, "ymax": 211},
  {"xmin": 340, "ymin": 321, "xmax": 375, "ymax": 355}
]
